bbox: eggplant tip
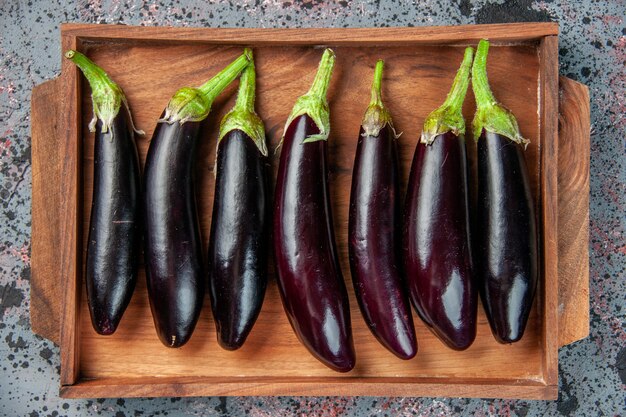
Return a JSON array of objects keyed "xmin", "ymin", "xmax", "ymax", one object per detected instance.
[
  {"xmin": 391, "ymin": 348, "xmax": 417, "ymax": 361},
  {"xmin": 156, "ymin": 333, "xmax": 191, "ymax": 349},
  {"xmin": 322, "ymin": 354, "xmax": 356, "ymax": 373},
  {"xmin": 378, "ymin": 332, "xmax": 418, "ymax": 360},
  {"xmin": 445, "ymin": 339, "xmax": 475, "ymax": 351},
  {"xmin": 93, "ymin": 319, "xmax": 118, "ymax": 336},
  {"xmin": 489, "ymin": 315, "xmax": 528, "ymax": 344},
  {"xmin": 217, "ymin": 333, "xmax": 248, "ymax": 351},
  {"xmin": 494, "ymin": 332, "xmax": 525, "ymax": 345},
  {"xmin": 218, "ymin": 342, "xmax": 242, "ymax": 351},
  {"xmin": 434, "ymin": 330, "xmax": 476, "ymax": 351}
]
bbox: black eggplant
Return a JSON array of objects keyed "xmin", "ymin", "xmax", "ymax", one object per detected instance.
[
  {"xmin": 472, "ymin": 39, "xmax": 538, "ymax": 343},
  {"xmin": 404, "ymin": 47, "xmax": 477, "ymax": 350},
  {"xmin": 208, "ymin": 55, "xmax": 269, "ymax": 350},
  {"xmin": 66, "ymin": 50, "xmax": 142, "ymax": 335},
  {"xmin": 144, "ymin": 50, "xmax": 251, "ymax": 348},
  {"xmin": 348, "ymin": 60, "xmax": 417, "ymax": 359},
  {"xmin": 404, "ymin": 48, "xmax": 478, "ymax": 350},
  {"xmin": 273, "ymin": 49, "xmax": 355, "ymax": 372}
]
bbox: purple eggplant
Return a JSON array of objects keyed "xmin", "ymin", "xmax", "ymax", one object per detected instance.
[
  {"xmin": 348, "ymin": 60, "xmax": 417, "ymax": 359},
  {"xmin": 404, "ymin": 47, "xmax": 477, "ymax": 350},
  {"xmin": 208, "ymin": 56, "xmax": 269, "ymax": 350},
  {"xmin": 144, "ymin": 51, "xmax": 251, "ymax": 348},
  {"xmin": 273, "ymin": 49, "xmax": 355, "ymax": 372},
  {"xmin": 472, "ymin": 40, "xmax": 537, "ymax": 344},
  {"xmin": 66, "ymin": 50, "xmax": 143, "ymax": 335}
]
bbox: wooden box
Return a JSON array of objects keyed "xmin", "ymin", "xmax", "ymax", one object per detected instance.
[{"xmin": 30, "ymin": 23, "xmax": 590, "ymax": 399}]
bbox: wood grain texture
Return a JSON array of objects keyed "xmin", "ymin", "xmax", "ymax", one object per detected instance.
[
  {"xmin": 58, "ymin": 34, "xmax": 82, "ymax": 387},
  {"xmin": 27, "ymin": 24, "xmax": 587, "ymax": 400},
  {"xmin": 59, "ymin": 376, "xmax": 555, "ymax": 399},
  {"xmin": 538, "ymin": 35, "xmax": 560, "ymax": 386},
  {"xmin": 557, "ymin": 77, "xmax": 590, "ymax": 347},
  {"xmin": 31, "ymin": 77, "xmax": 64, "ymax": 345},
  {"xmin": 61, "ymin": 22, "xmax": 558, "ymax": 45}
]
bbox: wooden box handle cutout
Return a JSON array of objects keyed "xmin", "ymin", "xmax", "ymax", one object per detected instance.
[{"xmin": 30, "ymin": 76, "xmax": 591, "ymax": 348}]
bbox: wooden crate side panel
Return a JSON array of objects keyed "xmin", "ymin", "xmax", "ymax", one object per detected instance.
[
  {"xmin": 58, "ymin": 33, "xmax": 82, "ymax": 387},
  {"xmin": 61, "ymin": 377, "xmax": 556, "ymax": 400},
  {"xmin": 61, "ymin": 23, "xmax": 559, "ymax": 45},
  {"xmin": 538, "ymin": 36, "xmax": 560, "ymax": 385}
]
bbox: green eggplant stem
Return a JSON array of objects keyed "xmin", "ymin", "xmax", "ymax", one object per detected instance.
[
  {"xmin": 160, "ymin": 49, "xmax": 252, "ymax": 125},
  {"xmin": 361, "ymin": 59, "xmax": 396, "ymax": 138},
  {"xmin": 282, "ymin": 48, "xmax": 336, "ymax": 144},
  {"xmin": 65, "ymin": 50, "xmax": 143, "ymax": 136},
  {"xmin": 420, "ymin": 46, "xmax": 474, "ymax": 145},
  {"xmin": 218, "ymin": 52, "xmax": 267, "ymax": 156},
  {"xmin": 471, "ymin": 39, "xmax": 529, "ymax": 146}
]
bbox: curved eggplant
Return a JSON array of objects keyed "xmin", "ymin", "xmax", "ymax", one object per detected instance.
[
  {"xmin": 66, "ymin": 50, "xmax": 142, "ymax": 335},
  {"xmin": 472, "ymin": 39, "xmax": 537, "ymax": 343},
  {"xmin": 144, "ymin": 51, "xmax": 251, "ymax": 348},
  {"xmin": 348, "ymin": 60, "xmax": 417, "ymax": 359},
  {"xmin": 404, "ymin": 47, "xmax": 477, "ymax": 350},
  {"xmin": 273, "ymin": 49, "xmax": 355, "ymax": 372},
  {"xmin": 208, "ymin": 58, "xmax": 269, "ymax": 350}
]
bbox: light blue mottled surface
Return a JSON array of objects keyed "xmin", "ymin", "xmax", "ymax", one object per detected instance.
[{"xmin": 0, "ymin": 1, "xmax": 624, "ymax": 416}]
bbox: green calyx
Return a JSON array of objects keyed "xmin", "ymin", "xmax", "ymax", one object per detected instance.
[
  {"xmin": 218, "ymin": 53, "xmax": 267, "ymax": 156},
  {"xmin": 282, "ymin": 48, "xmax": 335, "ymax": 144},
  {"xmin": 471, "ymin": 39, "xmax": 529, "ymax": 147},
  {"xmin": 65, "ymin": 50, "xmax": 143, "ymax": 137},
  {"xmin": 159, "ymin": 87, "xmax": 210, "ymax": 124},
  {"xmin": 159, "ymin": 49, "xmax": 252, "ymax": 125},
  {"xmin": 421, "ymin": 46, "xmax": 474, "ymax": 145},
  {"xmin": 362, "ymin": 59, "xmax": 398, "ymax": 138}
]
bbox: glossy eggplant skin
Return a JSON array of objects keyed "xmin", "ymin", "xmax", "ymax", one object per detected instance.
[
  {"xmin": 348, "ymin": 125, "xmax": 417, "ymax": 359},
  {"xmin": 208, "ymin": 129, "xmax": 269, "ymax": 350},
  {"xmin": 273, "ymin": 114, "xmax": 355, "ymax": 372},
  {"xmin": 477, "ymin": 130, "xmax": 537, "ymax": 344},
  {"xmin": 403, "ymin": 131, "xmax": 476, "ymax": 350},
  {"xmin": 85, "ymin": 110, "xmax": 141, "ymax": 335},
  {"xmin": 144, "ymin": 118, "xmax": 204, "ymax": 348}
]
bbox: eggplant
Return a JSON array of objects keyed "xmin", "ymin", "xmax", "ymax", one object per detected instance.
[
  {"xmin": 144, "ymin": 50, "xmax": 251, "ymax": 348},
  {"xmin": 471, "ymin": 39, "xmax": 538, "ymax": 343},
  {"xmin": 208, "ymin": 56, "xmax": 269, "ymax": 350},
  {"xmin": 404, "ymin": 47, "xmax": 477, "ymax": 350},
  {"xmin": 348, "ymin": 60, "xmax": 417, "ymax": 359},
  {"xmin": 65, "ymin": 50, "xmax": 143, "ymax": 335},
  {"xmin": 273, "ymin": 49, "xmax": 355, "ymax": 372}
]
